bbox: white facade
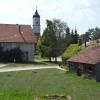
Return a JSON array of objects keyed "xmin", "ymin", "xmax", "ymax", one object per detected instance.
[
  {"xmin": 19, "ymin": 43, "xmax": 35, "ymax": 61},
  {"xmin": 33, "ymin": 18, "xmax": 40, "ymax": 34},
  {"xmin": 2, "ymin": 43, "xmax": 35, "ymax": 62},
  {"xmin": 33, "ymin": 17, "xmax": 40, "ymax": 25}
]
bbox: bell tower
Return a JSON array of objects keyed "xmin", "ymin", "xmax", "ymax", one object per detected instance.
[{"xmin": 33, "ymin": 7, "xmax": 40, "ymax": 36}]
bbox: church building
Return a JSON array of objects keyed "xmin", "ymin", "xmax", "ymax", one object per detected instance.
[{"xmin": 0, "ymin": 8, "xmax": 40, "ymax": 62}]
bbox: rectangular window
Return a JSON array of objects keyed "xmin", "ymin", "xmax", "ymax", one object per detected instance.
[
  {"xmin": 0, "ymin": 43, "xmax": 4, "ymax": 48},
  {"xmin": 12, "ymin": 43, "xmax": 17, "ymax": 49}
]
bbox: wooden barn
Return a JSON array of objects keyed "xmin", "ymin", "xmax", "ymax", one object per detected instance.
[{"xmin": 68, "ymin": 46, "xmax": 100, "ymax": 82}]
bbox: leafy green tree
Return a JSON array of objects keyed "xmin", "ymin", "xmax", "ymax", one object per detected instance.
[
  {"xmin": 78, "ymin": 38, "xmax": 82, "ymax": 46},
  {"xmin": 74, "ymin": 28, "xmax": 79, "ymax": 43},
  {"xmin": 37, "ymin": 19, "xmax": 80, "ymax": 62},
  {"xmin": 80, "ymin": 27, "xmax": 100, "ymax": 47},
  {"xmin": 81, "ymin": 27, "xmax": 100, "ymax": 42},
  {"xmin": 37, "ymin": 20, "xmax": 55, "ymax": 61},
  {"xmin": 65, "ymin": 27, "xmax": 73, "ymax": 45},
  {"xmin": 66, "ymin": 27, "xmax": 70, "ymax": 35},
  {"xmin": 80, "ymin": 32, "xmax": 91, "ymax": 46},
  {"xmin": 38, "ymin": 19, "xmax": 69, "ymax": 62},
  {"xmin": 71, "ymin": 28, "xmax": 79, "ymax": 44},
  {"xmin": 52, "ymin": 19, "xmax": 68, "ymax": 62},
  {"xmin": 88, "ymin": 27, "xmax": 100, "ymax": 40}
]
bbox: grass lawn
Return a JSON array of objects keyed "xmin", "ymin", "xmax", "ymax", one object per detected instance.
[{"xmin": 0, "ymin": 69, "xmax": 100, "ymax": 100}]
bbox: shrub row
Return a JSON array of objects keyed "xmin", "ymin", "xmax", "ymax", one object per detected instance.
[{"xmin": 0, "ymin": 47, "xmax": 23, "ymax": 62}]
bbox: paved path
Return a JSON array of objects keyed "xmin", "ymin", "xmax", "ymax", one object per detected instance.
[
  {"xmin": 0, "ymin": 65, "xmax": 66, "ymax": 72},
  {"xmin": 0, "ymin": 64, "xmax": 7, "ymax": 68}
]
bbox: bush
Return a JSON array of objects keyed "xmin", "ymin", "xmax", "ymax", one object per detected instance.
[
  {"xmin": 62, "ymin": 44, "xmax": 81, "ymax": 66},
  {"xmin": 0, "ymin": 47, "xmax": 23, "ymax": 62},
  {"xmin": 62, "ymin": 44, "xmax": 81, "ymax": 60}
]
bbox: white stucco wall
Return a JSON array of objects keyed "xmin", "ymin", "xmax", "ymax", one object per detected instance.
[
  {"xmin": 2, "ymin": 43, "xmax": 35, "ymax": 62},
  {"xmin": 33, "ymin": 17, "xmax": 40, "ymax": 34},
  {"xmin": 19, "ymin": 43, "xmax": 35, "ymax": 62}
]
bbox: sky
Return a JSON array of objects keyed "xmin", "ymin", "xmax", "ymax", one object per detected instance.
[{"xmin": 0, "ymin": 0, "xmax": 100, "ymax": 35}]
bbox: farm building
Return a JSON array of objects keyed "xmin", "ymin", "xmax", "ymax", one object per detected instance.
[
  {"xmin": 0, "ymin": 8, "xmax": 40, "ymax": 62},
  {"xmin": 68, "ymin": 46, "xmax": 100, "ymax": 82}
]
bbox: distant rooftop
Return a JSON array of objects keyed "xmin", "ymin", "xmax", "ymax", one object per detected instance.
[{"xmin": 68, "ymin": 46, "xmax": 100, "ymax": 65}]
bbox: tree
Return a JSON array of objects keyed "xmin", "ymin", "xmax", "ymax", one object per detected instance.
[
  {"xmin": 66, "ymin": 27, "xmax": 70, "ymax": 35},
  {"xmin": 37, "ymin": 19, "xmax": 80, "ymax": 62},
  {"xmin": 38, "ymin": 19, "xmax": 69, "ymax": 62},
  {"xmin": 80, "ymin": 31, "xmax": 91, "ymax": 46},
  {"xmin": 37, "ymin": 20, "xmax": 55, "ymax": 61},
  {"xmin": 74, "ymin": 28, "xmax": 79, "ymax": 43},
  {"xmin": 78, "ymin": 38, "xmax": 82, "ymax": 46},
  {"xmin": 80, "ymin": 27, "xmax": 100, "ymax": 47},
  {"xmin": 88, "ymin": 27, "xmax": 100, "ymax": 40},
  {"xmin": 52, "ymin": 19, "xmax": 68, "ymax": 62},
  {"xmin": 81, "ymin": 27, "xmax": 100, "ymax": 42},
  {"xmin": 71, "ymin": 28, "xmax": 79, "ymax": 44}
]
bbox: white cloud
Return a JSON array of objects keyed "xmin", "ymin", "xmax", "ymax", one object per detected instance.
[{"xmin": 0, "ymin": 0, "xmax": 99, "ymax": 34}]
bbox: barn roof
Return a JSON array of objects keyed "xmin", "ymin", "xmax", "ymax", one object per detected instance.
[
  {"xmin": 68, "ymin": 47, "xmax": 100, "ymax": 65},
  {"xmin": 0, "ymin": 24, "xmax": 37, "ymax": 43}
]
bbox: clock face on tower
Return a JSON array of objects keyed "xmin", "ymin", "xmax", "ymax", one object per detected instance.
[
  {"xmin": 36, "ymin": 21, "xmax": 38, "ymax": 24},
  {"xmin": 35, "ymin": 20, "xmax": 39, "ymax": 25}
]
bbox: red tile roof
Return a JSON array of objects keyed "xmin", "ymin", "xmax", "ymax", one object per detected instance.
[
  {"xmin": 68, "ymin": 47, "xmax": 100, "ymax": 65},
  {"xmin": 0, "ymin": 24, "xmax": 37, "ymax": 43}
]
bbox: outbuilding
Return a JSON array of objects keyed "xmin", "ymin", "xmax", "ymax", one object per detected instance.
[{"xmin": 68, "ymin": 47, "xmax": 100, "ymax": 82}]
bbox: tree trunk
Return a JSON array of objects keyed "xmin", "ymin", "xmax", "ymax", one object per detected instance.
[
  {"xmin": 55, "ymin": 57, "xmax": 57, "ymax": 62},
  {"xmin": 49, "ymin": 57, "xmax": 51, "ymax": 62}
]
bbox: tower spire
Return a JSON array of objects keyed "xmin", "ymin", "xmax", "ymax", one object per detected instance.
[{"xmin": 33, "ymin": 7, "xmax": 40, "ymax": 18}]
